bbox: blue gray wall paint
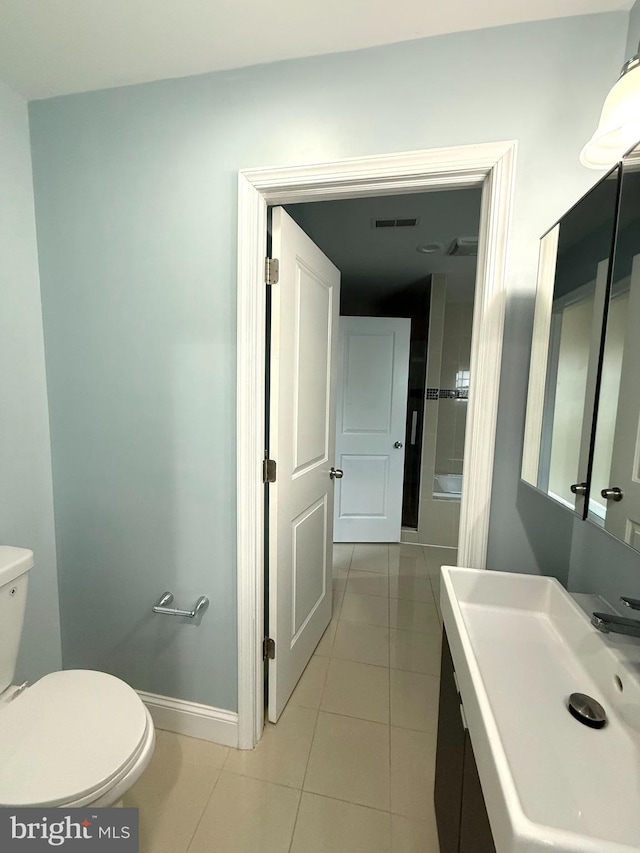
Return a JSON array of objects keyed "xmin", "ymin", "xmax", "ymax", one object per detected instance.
[
  {"xmin": 625, "ymin": 0, "xmax": 640, "ymax": 59},
  {"xmin": 0, "ymin": 81, "xmax": 62, "ymax": 682},
  {"xmin": 29, "ymin": 13, "xmax": 628, "ymax": 711}
]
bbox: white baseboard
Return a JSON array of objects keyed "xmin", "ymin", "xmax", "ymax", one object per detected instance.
[{"xmin": 138, "ymin": 690, "xmax": 239, "ymax": 749}]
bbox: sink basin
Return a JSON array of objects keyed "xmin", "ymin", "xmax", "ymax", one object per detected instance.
[{"xmin": 441, "ymin": 566, "xmax": 640, "ymax": 853}]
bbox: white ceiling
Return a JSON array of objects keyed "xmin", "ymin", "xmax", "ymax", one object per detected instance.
[{"xmin": 0, "ymin": 0, "xmax": 631, "ymax": 100}]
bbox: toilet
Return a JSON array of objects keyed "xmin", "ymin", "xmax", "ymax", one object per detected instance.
[{"xmin": 0, "ymin": 546, "xmax": 155, "ymax": 808}]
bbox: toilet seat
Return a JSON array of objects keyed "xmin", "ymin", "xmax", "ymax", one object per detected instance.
[
  {"xmin": 0, "ymin": 669, "xmax": 150, "ymax": 808},
  {"xmin": 62, "ymin": 706, "xmax": 155, "ymax": 808}
]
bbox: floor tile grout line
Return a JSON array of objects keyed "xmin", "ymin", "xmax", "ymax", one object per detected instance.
[
  {"xmin": 314, "ymin": 702, "xmax": 391, "ymax": 727},
  {"xmin": 183, "ymin": 763, "xmax": 227, "ymax": 853},
  {"xmin": 221, "ymin": 765, "xmax": 308, "ymax": 793},
  {"xmin": 327, "ymin": 652, "xmax": 390, "ymax": 671},
  {"xmin": 303, "ymin": 547, "xmax": 356, "ymax": 805},
  {"xmin": 296, "ymin": 786, "xmax": 434, "ymax": 825},
  {"xmin": 197, "ymin": 767, "xmax": 304, "ymax": 853},
  {"xmin": 392, "ymin": 624, "xmax": 442, "ymax": 636},
  {"xmin": 286, "ymin": 795, "xmax": 303, "ymax": 853},
  {"xmin": 286, "ymin": 704, "xmax": 320, "ymax": 853},
  {"xmin": 299, "ymin": 705, "xmax": 322, "ymax": 792},
  {"xmin": 296, "ymin": 696, "xmax": 436, "ymax": 736},
  {"xmin": 310, "ymin": 706, "xmax": 391, "ymax": 728},
  {"xmin": 296, "ymin": 789, "xmax": 396, "ymax": 818},
  {"xmin": 292, "ymin": 549, "xmax": 359, "ymax": 850},
  {"xmin": 390, "ymin": 722, "xmax": 439, "ymax": 737},
  {"xmin": 300, "ymin": 786, "xmax": 396, "ymax": 816},
  {"xmin": 391, "ymin": 668, "xmax": 440, "ymax": 676},
  {"xmin": 305, "ymin": 706, "xmax": 392, "ymax": 815},
  {"xmin": 336, "ymin": 650, "xmax": 444, "ymax": 672}
]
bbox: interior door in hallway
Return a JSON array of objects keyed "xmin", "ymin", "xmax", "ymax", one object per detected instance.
[
  {"xmin": 333, "ymin": 316, "xmax": 410, "ymax": 542},
  {"xmin": 268, "ymin": 206, "xmax": 341, "ymax": 722}
]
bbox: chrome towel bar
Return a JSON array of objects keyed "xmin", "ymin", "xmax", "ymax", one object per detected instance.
[{"xmin": 152, "ymin": 591, "xmax": 209, "ymax": 618}]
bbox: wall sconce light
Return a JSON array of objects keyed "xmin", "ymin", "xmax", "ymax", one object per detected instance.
[{"xmin": 581, "ymin": 42, "xmax": 640, "ymax": 169}]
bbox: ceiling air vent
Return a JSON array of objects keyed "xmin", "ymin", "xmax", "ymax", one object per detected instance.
[
  {"xmin": 372, "ymin": 217, "xmax": 419, "ymax": 228},
  {"xmin": 446, "ymin": 237, "xmax": 478, "ymax": 256}
]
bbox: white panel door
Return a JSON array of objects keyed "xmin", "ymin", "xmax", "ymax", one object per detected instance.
[
  {"xmin": 268, "ymin": 207, "xmax": 340, "ymax": 723},
  {"xmin": 334, "ymin": 316, "xmax": 410, "ymax": 542},
  {"xmin": 605, "ymin": 254, "xmax": 640, "ymax": 548}
]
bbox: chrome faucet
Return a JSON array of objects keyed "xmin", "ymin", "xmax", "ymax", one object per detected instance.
[{"xmin": 592, "ymin": 596, "xmax": 640, "ymax": 638}]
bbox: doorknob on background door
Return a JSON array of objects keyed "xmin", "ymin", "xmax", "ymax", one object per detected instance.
[
  {"xmin": 330, "ymin": 467, "xmax": 344, "ymax": 480},
  {"xmin": 394, "ymin": 441, "xmax": 403, "ymax": 449},
  {"xmin": 601, "ymin": 486, "xmax": 623, "ymax": 501}
]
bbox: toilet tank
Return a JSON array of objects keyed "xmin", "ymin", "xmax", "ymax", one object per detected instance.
[{"xmin": 0, "ymin": 547, "xmax": 33, "ymax": 695}]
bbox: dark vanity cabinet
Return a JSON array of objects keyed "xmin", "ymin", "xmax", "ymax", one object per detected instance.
[
  {"xmin": 434, "ymin": 632, "xmax": 496, "ymax": 853},
  {"xmin": 458, "ymin": 729, "xmax": 495, "ymax": 853}
]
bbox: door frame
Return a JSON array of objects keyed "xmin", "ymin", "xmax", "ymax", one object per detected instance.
[{"xmin": 236, "ymin": 141, "xmax": 517, "ymax": 748}]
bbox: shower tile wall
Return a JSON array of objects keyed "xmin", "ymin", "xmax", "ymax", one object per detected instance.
[
  {"xmin": 416, "ymin": 275, "xmax": 472, "ymax": 548},
  {"xmin": 434, "ymin": 302, "xmax": 472, "ymax": 477}
]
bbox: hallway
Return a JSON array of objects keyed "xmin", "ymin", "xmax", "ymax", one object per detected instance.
[{"xmin": 125, "ymin": 543, "xmax": 450, "ymax": 852}]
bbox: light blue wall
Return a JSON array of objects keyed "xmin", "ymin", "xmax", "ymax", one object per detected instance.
[
  {"xmin": 29, "ymin": 13, "xmax": 627, "ymax": 711},
  {"xmin": 0, "ymin": 81, "xmax": 62, "ymax": 682},
  {"xmin": 625, "ymin": 0, "xmax": 640, "ymax": 58}
]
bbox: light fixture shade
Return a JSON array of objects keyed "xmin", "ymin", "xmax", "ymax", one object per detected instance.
[{"xmin": 581, "ymin": 61, "xmax": 640, "ymax": 169}]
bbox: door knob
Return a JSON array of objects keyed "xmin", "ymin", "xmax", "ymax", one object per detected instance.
[
  {"xmin": 601, "ymin": 487, "xmax": 623, "ymax": 502},
  {"xmin": 570, "ymin": 482, "xmax": 587, "ymax": 495},
  {"xmin": 394, "ymin": 441, "xmax": 403, "ymax": 449},
  {"xmin": 330, "ymin": 467, "xmax": 344, "ymax": 480}
]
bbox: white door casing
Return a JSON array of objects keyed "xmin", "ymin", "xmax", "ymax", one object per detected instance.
[
  {"xmin": 334, "ymin": 316, "xmax": 410, "ymax": 542},
  {"xmin": 237, "ymin": 141, "xmax": 517, "ymax": 749},
  {"xmin": 605, "ymin": 254, "xmax": 640, "ymax": 548},
  {"xmin": 267, "ymin": 207, "xmax": 340, "ymax": 722}
]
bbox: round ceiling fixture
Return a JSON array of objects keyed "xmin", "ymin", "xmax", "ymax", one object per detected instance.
[{"xmin": 416, "ymin": 243, "xmax": 443, "ymax": 254}]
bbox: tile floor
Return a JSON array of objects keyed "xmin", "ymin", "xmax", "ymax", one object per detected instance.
[{"xmin": 124, "ymin": 542, "xmax": 455, "ymax": 853}]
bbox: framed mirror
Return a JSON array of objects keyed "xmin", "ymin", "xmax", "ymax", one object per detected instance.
[
  {"xmin": 588, "ymin": 143, "xmax": 640, "ymax": 549},
  {"xmin": 522, "ymin": 165, "xmax": 621, "ymax": 515}
]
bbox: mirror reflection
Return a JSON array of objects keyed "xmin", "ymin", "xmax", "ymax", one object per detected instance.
[
  {"xmin": 589, "ymin": 144, "xmax": 640, "ymax": 549},
  {"xmin": 522, "ymin": 167, "xmax": 620, "ymax": 515}
]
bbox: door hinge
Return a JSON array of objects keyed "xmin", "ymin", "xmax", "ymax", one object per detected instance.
[
  {"xmin": 265, "ymin": 257, "xmax": 279, "ymax": 285},
  {"xmin": 263, "ymin": 637, "xmax": 276, "ymax": 660},
  {"xmin": 263, "ymin": 458, "xmax": 277, "ymax": 484}
]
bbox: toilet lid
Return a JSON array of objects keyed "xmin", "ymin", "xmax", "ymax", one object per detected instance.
[{"xmin": 0, "ymin": 670, "xmax": 149, "ymax": 807}]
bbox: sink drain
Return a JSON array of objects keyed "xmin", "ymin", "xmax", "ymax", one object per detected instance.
[{"xmin": 568, "ymin": 693, "xmax": 607, "ymax": 729}]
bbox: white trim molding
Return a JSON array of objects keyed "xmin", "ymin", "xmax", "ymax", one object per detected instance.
[
  {"xmin": 138, "ymin": 690, "xmax": 239, "ymax": 748},
  {"xmin": 237, "ymin": 141, "xmax": 517, "ymax": 748},
  {"xmin": 521, "ymin": 224, "xmax": 559, "ymax": 485}
]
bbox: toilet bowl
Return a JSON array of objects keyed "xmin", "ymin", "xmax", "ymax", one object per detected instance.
[{"xmin": 0, "ymin": 546, "xmax": 155, "ymax": 808}]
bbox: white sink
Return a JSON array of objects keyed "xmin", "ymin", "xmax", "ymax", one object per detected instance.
[{"xmin": 441, "ymin": 566, "xmax": 640, "ymax": 853}]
